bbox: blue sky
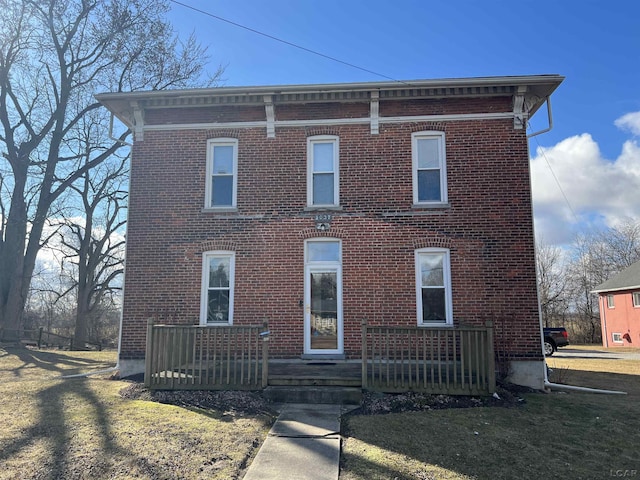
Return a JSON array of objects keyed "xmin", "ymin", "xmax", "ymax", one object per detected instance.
[{"xmin": 167, "ymin": 0, "xmax": 640, "ymax": 246}]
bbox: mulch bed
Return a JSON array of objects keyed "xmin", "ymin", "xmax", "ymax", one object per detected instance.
[{"xmin": 119, "ymin": 379, "xmax": 532, "ymax": 416}]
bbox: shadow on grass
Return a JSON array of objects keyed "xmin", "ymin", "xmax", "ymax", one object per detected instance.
[
  {"xmin": 3, "ymin": 347, "xmax": 114, "ymax": 378},
  {"xmin": 0, "ymin": 376, "xmax": 180, "ymax": 479}
]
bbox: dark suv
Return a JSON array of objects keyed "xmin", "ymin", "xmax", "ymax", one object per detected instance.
[{"xmin": 543, "ymin": 327, "xmax": 569, "ymax": 356}]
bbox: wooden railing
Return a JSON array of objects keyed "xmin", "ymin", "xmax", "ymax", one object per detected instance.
[
  {"xmin": 145, "ymin": 320, "xmax": 269, "ymax": 390},
  {"xmin": 361, "ymin": 321, "xmax": 495, "ymax": 395}
]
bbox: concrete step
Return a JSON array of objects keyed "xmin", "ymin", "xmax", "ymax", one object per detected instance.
[
  {"xmin": 263, "ymin": 386, "xmax": 362, "ymax": 405},
  {"xmin": 268, "ymin": 376, "xmax": 361, "ymax": 387}
]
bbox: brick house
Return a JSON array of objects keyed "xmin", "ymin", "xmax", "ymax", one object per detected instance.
[
  {"xmin": 594, "ymin": 260, "xmax": 640, "ymax": 347},
  {"xmin": 97, "ymin": 75, "xmax": 563, "ymax": 390}
]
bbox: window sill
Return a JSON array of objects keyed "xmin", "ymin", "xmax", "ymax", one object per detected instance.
[
  {"xmin": 304, "ymin": 205, "xmax": 343, "ymax": 212},
  {"xmin": 418, "ymin": 323, "xmax": 453, "ymax": 328},
  {"xmin": 202, "ymin": 207, "xmax": 238, "ymax": 213},
  {"xmin": 412, "ymin": 202, "xmax": 451, "ymax": 210}
]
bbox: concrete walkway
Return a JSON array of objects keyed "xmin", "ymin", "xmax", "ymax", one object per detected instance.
[{"xmin": 243, "ymin": 404, "xmax": 344, "ymax": 480}]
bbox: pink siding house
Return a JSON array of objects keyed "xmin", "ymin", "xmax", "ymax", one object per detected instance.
[{"xmin": 594, "ymin": 260, "xmax": 640, "ymax": 347}]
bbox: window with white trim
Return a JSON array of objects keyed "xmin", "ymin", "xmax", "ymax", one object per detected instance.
[
  {"xmin": 412, "ymin": 131, "xmax": 447, "ymax": 204},
  {"xmin": 206, "ymin": 138, "xmax": 237, "ymax": 208},
  {"xmin": 415, "ymin": 248, "xmax": 453, "ymax": 325},
  {"xmin": 607, "ymin": 294, "xmax": 615, "ymax": 309},
  {"xmin": 612, "ymin": 332, "xmax": 623, "ymax": 344},
  {"xmin": 307, "ymin": 135, "xmax": 339, "ymax": 206},
  {"xmin": 633, "ymin": 292, "xmax": 640, "ymax": 308},
  {"xmin": 201, "ymin": 251, "xmax": 235, "ymax": 324}
]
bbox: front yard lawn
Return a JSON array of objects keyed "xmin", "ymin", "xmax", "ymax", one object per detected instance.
[
  {"xmin": 0, "ymin": 347, "xmax": 274, "ymax": 480},
  {"xmin": 340, "ymin": 347, "xmax": 640, "ymax": 480},
  {"xmin": 2, "ymin": 344, "xmax": 638, "ymax": 479}
]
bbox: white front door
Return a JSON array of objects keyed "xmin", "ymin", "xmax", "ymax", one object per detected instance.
[{"xmin": 304, "ymin": 240, "xmax": 343, "ymax": 355}]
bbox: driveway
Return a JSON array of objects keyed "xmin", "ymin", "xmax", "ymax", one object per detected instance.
[{"xmin": 553, "ymin": 348, "xmax": 640, "ymax": 360}]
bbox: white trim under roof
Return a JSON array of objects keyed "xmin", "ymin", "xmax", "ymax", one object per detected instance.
[
  {"xmin": 96, "ymin": 75, "xmax": 564, "ymax": 140},
  {"xmin": 142, "ymin": 112, "xmax": 516, "ymax": 133}
]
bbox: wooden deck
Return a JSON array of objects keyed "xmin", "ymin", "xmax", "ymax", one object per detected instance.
[{"xmin": 145, "ymin": 321, "xmax": 495, "ymax": 395}]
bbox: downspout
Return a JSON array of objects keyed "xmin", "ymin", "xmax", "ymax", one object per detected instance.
[{"xmin": 525, "ymin": 97, "xmax": 625, "ymax": 394}]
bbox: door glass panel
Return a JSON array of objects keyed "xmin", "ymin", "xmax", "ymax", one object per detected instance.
[
  {"xmin": 310, "ymin": 272, "xmax": 338, "ymax": 350},
  {"xmin": 307, "ymin": 241, "xmax": 340, "ymax": 262}
]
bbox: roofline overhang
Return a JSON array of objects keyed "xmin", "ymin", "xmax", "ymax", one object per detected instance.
[
  {"xmin": 96, "ymin": 74, "xmax": 564, "ymax": 136},
  {"xmin": 592, "ymin": 285, "xmax": 640, "ymax": 294},
  {"xmin": 96, "ymin": 74, "xmax": 564, "ymax": 102}
]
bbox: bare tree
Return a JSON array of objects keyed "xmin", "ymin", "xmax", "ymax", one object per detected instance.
[
  {"xmin": 536, "ymin": 239, "xmax": 569, "ymax": 327},
  {"xmin": 564, "ymin": 219, "xmax": 640, "ymax": 343},
  {"xmin": 56, "ymin": 132, "xmax": 127, "ymax": 347},
  {"xmin": 0, "ymin": 0, "xmax": 222, "ymax": 339},
  {"xmin": 567, "ymin": 234, "xmax": 605, "ymax": 343}
]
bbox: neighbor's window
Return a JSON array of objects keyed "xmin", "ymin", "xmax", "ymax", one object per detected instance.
[
  {"xmin": 607, "ymin": 294, "xmax": 615, "ymax": 309},
  {"xmin": 307, "ymin": 135, "xmax": 339, "ymax": 206},
  {"xmin": 206, "ymin": 138, "xmax": 238, "ymax": 208},
  {"xmin": 612, "ymin": 332, "xmax": 623, "ymax": 344},
  {"xmin": 415, "ymin": 248, "xmax": 453, "ymax": 325},
  {"xmin": 201, "ymin": 252, "xmax": 235, "ymax": 324},
  {"xmin": 412, "ymin": 131, "xmax": 447, "ymax": 204},
  {"xmin": 633, "ymin": 292, "xmax": 640, "ymax": 308}
]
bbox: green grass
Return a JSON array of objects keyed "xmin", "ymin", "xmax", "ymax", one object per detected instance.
[
  {"xmin": 341, "ymin": 349, "xmax": 640, "ymax": 480},
  {"xmin": 0, "ymin": 346, "xmax": 273, "ymax": 480}
]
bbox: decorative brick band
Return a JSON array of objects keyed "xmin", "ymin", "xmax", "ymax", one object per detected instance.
[
  {"xmin": 305, "ymin": 126, "xmax": 341, "ymax": 137},
  {"xmin": 298, "ymin": 227, "xmax": 345, "ymax": 239},
  {"xmin": 199, "ymin": 239, "xmax": 237, "ymax": 252},
  {"xmin": 410, "ymin": 122, "xmax": 447, "ymax": 133},
  {"xmin": 206, "ymin": 129, "xmax": 241, "ymax": 139},
  {"xmin": 413, "ymin": 235, "xmax": 453, "ymax": 249}
]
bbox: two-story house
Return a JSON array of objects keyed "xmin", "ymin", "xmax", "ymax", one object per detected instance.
[
  {"xmin": 97, "ymin": 75, "xmax": 563, "ymax": 390},
  {"xmin": 594, "ymin": 259, "xmax": 640, "ymax": 347}
]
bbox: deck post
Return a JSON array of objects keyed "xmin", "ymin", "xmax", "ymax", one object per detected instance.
[
  {"xmin": 485, "ymin": 320, "xmax": 496, "ymax": 393},
  {"xmin": 144, "ymin": 318, "xmax": 154, "ymax": 388},
  {"xmin": 361, "ymin": 319, "xmax": 368, "ymax": 388}
]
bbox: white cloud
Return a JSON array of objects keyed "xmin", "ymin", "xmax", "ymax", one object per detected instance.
[
  {"xmin": 615, "ymin": 111, "xmax": 640, "ymax": 136},
  {"xmin": 531, "ymin": 133, "xmax": 640, "ymax": 246}
]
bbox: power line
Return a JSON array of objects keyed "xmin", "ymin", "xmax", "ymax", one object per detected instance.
[
  {"xmin": 169, "ymin": 0, "xmax": 408, "ymax": 85},
  {"xmin": 530, "ymin": 128, "xmax": 580, "ymax": 224}
]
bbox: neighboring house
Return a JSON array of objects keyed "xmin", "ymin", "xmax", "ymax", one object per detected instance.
[
  {"xmin": 97, "ymin": 75, "xmax": 563, "ymax": 390},
  {"xmin": 593, "ymin": 260, "xmax": 640, "ymax": 347}
]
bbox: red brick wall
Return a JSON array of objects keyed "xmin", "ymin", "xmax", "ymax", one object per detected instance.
[{"xmin": 120, "ymin": 98, "xmax": 541, "ymax": 362}]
